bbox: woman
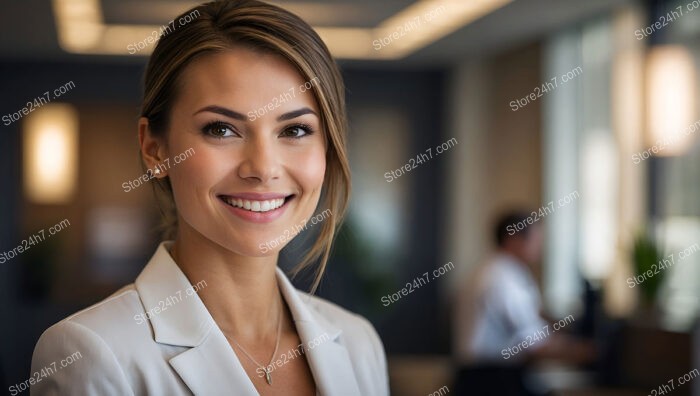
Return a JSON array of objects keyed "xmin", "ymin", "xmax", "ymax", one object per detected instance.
[{"xmin": 30, "ymin": 1, "xmax": 389, "ymax": 395}]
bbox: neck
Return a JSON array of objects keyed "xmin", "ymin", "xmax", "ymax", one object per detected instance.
[{"xmin": 170, "ymin": 223, "xmax": 283, "ymax": 342}]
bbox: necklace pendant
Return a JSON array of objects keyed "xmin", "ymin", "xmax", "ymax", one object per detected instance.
[{"xmin": 264, "ymin": 369, "xmax": 272, "ymax": 385}]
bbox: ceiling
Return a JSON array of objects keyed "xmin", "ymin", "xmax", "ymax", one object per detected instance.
[{"xmin": 0, "ymin": 0, "xmax": 634, "ymax": 66}]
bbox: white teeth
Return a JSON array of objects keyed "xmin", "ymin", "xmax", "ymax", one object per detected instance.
[{"xmin": 224, "ymin": 197, "xmax": 286, "ymax": 212}]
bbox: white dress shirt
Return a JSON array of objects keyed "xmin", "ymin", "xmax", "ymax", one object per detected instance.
[
  {"xmin": 31, "ymin": 242, "xmax": 389, "ymax": 395},
  {"xmin": 453, "ymin": 252, "xmax": 546, "ymax": 365}
]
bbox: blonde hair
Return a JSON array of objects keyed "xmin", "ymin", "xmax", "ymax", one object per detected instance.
[{"xmin": 140, "ymin": 0, "xmax": 351, "ymax": 292}]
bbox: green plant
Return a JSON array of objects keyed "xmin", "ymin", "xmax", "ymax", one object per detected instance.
[{"xmin": 631, "ymin": 231, "xmax": 666, "ymax": 306}]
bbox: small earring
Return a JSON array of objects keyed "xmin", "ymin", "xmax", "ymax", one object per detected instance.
[{"xmin": 154, "ymin": 167, "xmax": 162, "ymax": 176}]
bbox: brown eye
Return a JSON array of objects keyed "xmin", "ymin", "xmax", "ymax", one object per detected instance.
[
  {"xmin": 280, "ymin": 124, "xmax": 313, "ymax": 139},
  {"xmin": 202, "ymin": 121, "xmax": 236, "ymax": 138}
]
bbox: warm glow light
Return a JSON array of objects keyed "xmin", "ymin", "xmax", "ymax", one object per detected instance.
[
  {"xmin": 373, "ymin": 0, "xmax": 512, "ymax": 59},
  {"xmin": 314, "ymin": 28, "xmax": 380, "ymax": 60},
  {"xmin": 23, "ymin": 104, "xmax": 79, "ymax": 204},
  {"xmin": 647, "ymin": 46, "xmax": 697, "ymax": 156},
  {"xmin": 580, "ymin": 132, "xmax": 618, "ymax": 280},
  {"xmin": 52, "ymin": 0, "xmax": 511, "ymax": 59},
  {"xmin": 52, "ymin": 0, "xmax": 182, "ymax": 55},
  {"xmin": 52, "ymin": 0, "xmax": 103, "ymax": 52}
]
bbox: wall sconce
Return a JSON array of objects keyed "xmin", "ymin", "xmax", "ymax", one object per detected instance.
[
  {"xmin": 646, "ymin": 45, "xmax": 696, "ymax": 156},
  {"xmin": 23, "ymin": 103, "xmax": 79, "ymax": 204}
]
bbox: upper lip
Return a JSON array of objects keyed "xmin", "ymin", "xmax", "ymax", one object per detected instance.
[{"xmin": 219, "ymin": 192, "xmax": 292, "ymax": 200}]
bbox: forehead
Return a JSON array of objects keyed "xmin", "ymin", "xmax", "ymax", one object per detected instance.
[{"xmin": 176, "ymin": 47, "xmax": 318, "ymax": 114}]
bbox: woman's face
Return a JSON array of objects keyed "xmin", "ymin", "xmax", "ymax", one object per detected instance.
[{"xmin": 157, "ymin": 47, "xmax": 326, "ymax": 257}]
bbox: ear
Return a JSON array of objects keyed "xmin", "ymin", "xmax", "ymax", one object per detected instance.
[{"xmin": 138, "ymin": 117, "xmax": 169, "ymax": 177}]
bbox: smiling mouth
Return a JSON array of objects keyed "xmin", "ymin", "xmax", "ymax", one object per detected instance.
[{"xmin": 218, "ymin": 195, "xmax": 294, "ymax": 213}]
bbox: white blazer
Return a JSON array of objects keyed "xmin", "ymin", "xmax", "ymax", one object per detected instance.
[{"xmin": 31, "ymin": 242, "xmax": 389, "ymax": 395}]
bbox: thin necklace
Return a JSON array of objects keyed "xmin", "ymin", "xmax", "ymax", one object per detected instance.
[{"xmin": 224, "ymin": 303, "xmax": 283, "ymax": 386}]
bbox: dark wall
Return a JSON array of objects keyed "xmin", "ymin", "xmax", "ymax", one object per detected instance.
[
  {"xmin": 340, "ymin": 68, "xmax": 448, "ymax": 354},
  {"xmin": 0, "ymin": 59, "xmax": 146, "ymax": 390}
]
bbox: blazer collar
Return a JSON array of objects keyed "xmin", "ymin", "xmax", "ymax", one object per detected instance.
[
  {"xmin": 275, "ymin": 265, "xmax": 362, "ymax": 395},
  {"xmin": 134, "ymin": 241, "xmax": 213, "ymax": 347},
  {"xmin": 134, "ymin": 242, "xmax": 361, "ymax": 395}
]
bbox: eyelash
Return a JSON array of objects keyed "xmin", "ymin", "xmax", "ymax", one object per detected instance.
[
  {"xmin": 202, "ymin": 121, "xmax": 237, "ymax": 138},
  {"xmin": 201, "ymin": 121, "xmax": 314, "ymax": 139},
  {"xmin": 282, "ymin": 123, "xmax": 315, "ymax": 139}
]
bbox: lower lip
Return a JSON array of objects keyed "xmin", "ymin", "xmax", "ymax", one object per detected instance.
[{"xmin": 219, "ymin": 197, "xmax": 290, "ymax": 223}]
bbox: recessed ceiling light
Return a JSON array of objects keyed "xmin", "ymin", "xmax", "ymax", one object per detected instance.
[{"xmin": 52, "ymin": 0, "xmax": 511, "ymax": 59}]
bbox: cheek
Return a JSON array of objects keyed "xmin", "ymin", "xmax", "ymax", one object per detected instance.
[
  {"xmin": 167, "ymin": 147, "xmax": 227, "ymax": 209},
  {"xmin": 293, "ymin": 147, "xmax": 326, "ymax": 192}
]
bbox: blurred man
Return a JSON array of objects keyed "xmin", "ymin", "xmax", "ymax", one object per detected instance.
[{"xmin": 452, "ymin": 211, "xmax": 595, "ymax": 396}]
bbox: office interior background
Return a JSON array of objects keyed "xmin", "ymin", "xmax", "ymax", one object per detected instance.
[{"xmin": 1, "ymin": 0, "xmax": 699, "ymax": 395}]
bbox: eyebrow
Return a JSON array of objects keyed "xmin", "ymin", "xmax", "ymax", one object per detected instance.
[
  {"xmin": 193, "ymin": 105, "xmax": 317, "ymax": 122},
  {"xmin": 276, "ymin": 107, "xmax": 317, "ymax": 121},
  {"xmin": 194, "ymin": 105, "xmax": 247, "ymax": 120}
]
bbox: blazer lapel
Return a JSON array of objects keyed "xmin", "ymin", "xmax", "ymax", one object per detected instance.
[
  {"xmin": 134, "ymin": 242, "xmax": 362, "ymax": 395},
  {"xmin": 135, "ymin": 242, "xmax": 258, "ymax": 396},
  {"xmin": 169, "ymin": 329, "xmax": 258, "ymax": 396},
  {"xmin": 276, "ymin": 268, "xmax": 362, "ymax": 396}
]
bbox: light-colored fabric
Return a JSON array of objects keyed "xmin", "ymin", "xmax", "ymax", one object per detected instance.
[
  {"xmin": 31, "ymin": 242, "xmax": 389, "ymax": 396},
  {"xmin": 453, "ymin": 252, "xmax": 546, "ymax": 365}
]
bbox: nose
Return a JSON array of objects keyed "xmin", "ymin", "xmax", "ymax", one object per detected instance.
[{"xmin": 237, "ymin": 134, "xmax": 280, "ymax": 183}]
